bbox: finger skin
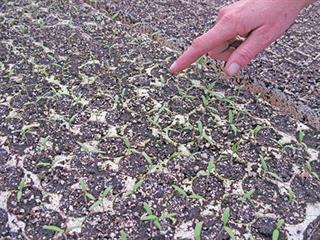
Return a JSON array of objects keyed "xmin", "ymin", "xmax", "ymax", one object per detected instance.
[
  {"xmin": 169, "ymin": 20, "xmax": 237, "ymax": 73},
  {"xmin": 224, "ymin": 26, "xmax": 275, "ymax": 76},
  {"xmin": 208, "ymin": 48, "xmax": 235, "ymax": 62}
]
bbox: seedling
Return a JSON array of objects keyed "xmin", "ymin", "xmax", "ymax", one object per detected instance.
[
  {"xmin": 260, "ymin": 156, "xmax": 283, "ymax": 181},
  {"xmin": 111, "ymin": 12, "xmax": 120, "ymax": 21},
  {"xmin": 287, "ymin": 187, "xmax": 295, "ymax": 202},
  {"xmin": 141, "ymin": 202, "xmax": 161, "ymax": 230},
  {"xmin": 239, "ymin": 189, "xmax": 255, "ymax": 202},
  {"xmin": 79, "ymin": 179, "xmax": 96, "ymax": 202},
  {"xmin": 77, "ymin": 141, "xmax": 104, "ymax": 154},
  {"xmin": 196, "ymin": 120, "xmax": 213, "ymax": 144},
  {"xmin": 196, "ymin": 56, "xmax": 205, "ymax": 65},
  {"xmin": 297, "ymin": 130, "xmax": 305, "ymax": 143},
  {"xmin": 122, "ymin": 136, "xmax": 131, "ymax": 151},
  {"xmin": 194, "ymin": 222, "xmax": 202, "ymax": 240},
  {"xmin": 120, "ymin": 230, "xmax": 127, "ymax": 240},
  {"xmin": 89, "ymin": 187, "xmax": 112, "ymax": 211},
  {"xmin": 201, "ymin": 95, "xmax": 209, "ymax": 107},
  {"xmin": 205, "ymin": 159, "xmax": 215, "ymax": 175},
  {"xmin": 251, "ymin": 125, "xmax": 262, "ymax": 138},
  {"xmin": 17, "ymin": 178, "xmax": 26, "ymax": 202},
  {"xmin": 172, "ymin": 185, "xmax": 188, "ymax": 198},
  {"xmin": 124, "ymin": 176, "xmax": 145, "ymax": 197},
  {"xmin": 172, "ymin": 184, "xmax": 204, "ymax": 201},
  {"xmin": 228, "ymin": 110, "xmax": 238, "ymax": 135},
  {"xmin": 38, "ymin": 136, "xmax": 50, "ymax": 150},
  {"xmin": 142, "ymin": 151, "xmax": 153, "ymax": 167},
  {"xmin": 306, "ymin": 161, "xmax": 320, "ymax": 180},
  {"xmin": 272, "ymin": 219, "xmax": 285, "ymax": 240},
  {"xmin": 222, "ymin": 207, "xmax": 236, "ymax": 240},
  {"xmin": 260, "ymin": 156, "xmax": 269, "ymax": 172},
  {"xmin": 43, "ymin": 225, "xmax": 64, "ymax": 233},
  {"xmin": 231, "ymin": 141, "xmax": 240, "ymax": 155}
]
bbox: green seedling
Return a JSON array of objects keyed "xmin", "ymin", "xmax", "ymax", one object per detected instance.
[
  {"xmin": 120, "ymin": 230, "xmax": 127, "ymax": 240},
  {"xmin": 124, "ymin": 176, "xmax": 145, "ymax": 197},
  {"xmin": 260, "ymin": 156, "xmax": 283, "ymax": 181},
  {"xmin": 287, "ymin": 187, "xmax": 295, "ymax": 202},
  {"xmin": 141, "ymin": 202, "xmax": 161, "ymax": 230},
  {"xmin": 231, "ymin": 141, "xmax": 240, "ymax": 155},
  {"xmin": 222, "ymin": 207, "xmax": 236, "ymax": 240},
  {"xmin": 272, "ymin": 219, "xmax": 285, "ymax": 240},
  {"xmin": 222, "ymin": 207, "xmax": 230, "ymax": 226},
  {"xmin": 122, "ymin": 136, "xmax": 131, "ymax": 150},
  {"xmin": 38, "ymin": 136, "xmax": 50, "ymax": 150},
  {"xmin": 206, "ymin": 159, "xmax": 215, "ymax": 175},
  {"xmin": 194, "ymin": 222, "xmax": 202, "ymax": 240},
  {"xmin": 142, "ymin": 151, "xmax": 153, "ymax": 167},
  {"xmin": 306, "ymin": 161, "xmax": 312, "ymax": 174},
  {"xmin": 196, "ymin": 56, "xmax": 205, "ymax": 65},
  {"xmin": 260, "ymin": 156, "xmax": 269, "ymax": 172},
  {"xmin": 111, "ymin": 12, "xmax": 120, "ymax": 21},
  {"xmin": 201, "ymin": 95, "xmax": 209, "ymax": 107},
  {"xmin": 172, "ymin": 185, "xmax": 188, "ymax": 198},
  {"xmin": 239, "ymin": 189, "xmax": 255, "ymax": 202},
  {"xmin": 251, "ymin": 125, "xmax": 262, "ymax": 138},
  {"xmin": 77, "ymin": 142, "xmax": 104, "ymax": 154},
  {"xmin": 197, "ymin": 120, "xmax": 213, "ymax": 144},
  {"xmin": 17, "ymin": 178, "xmax": 26, "ymax": 202},
  {"xmin": 79, "ymin": 179, "xmax": 96, "ymax": 202},
  {"xmin": 297, "ymin": 130, "xmax": 305, "ymax": 143},
  {"xmin": 173, "ymin": 184, "xmax": 204, "ymax": 201},
  {"xmin": 89, "ymin": 187, "xmax": 112, "ymax": 211},
  {"xmin": 228, "ymin": 110, "xmax": 238, "ymax": 135},
  {"xmin": 43, "ymin": 225, "xmax": 64, "ymax": 233},
  {"xmin": 160, "ymin": 212, "xmax": 176, "ymax": 222}
]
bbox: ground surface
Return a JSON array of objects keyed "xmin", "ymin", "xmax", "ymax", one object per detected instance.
[
  {"xmin": 89, "ymin": 0, "xmax": 320, "ymax": 129},
  {"xmin": 0, "ymin": 0, "xmax": 319, "ymax": 240}
]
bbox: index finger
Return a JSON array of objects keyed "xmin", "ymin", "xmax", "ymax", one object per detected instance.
[{"xmin": 169, "ymin": 20, "xmax": 237, "ymax": 73}]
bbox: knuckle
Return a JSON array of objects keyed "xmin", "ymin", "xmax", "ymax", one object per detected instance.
[
  {"xmin": 218, "ymin": 6, "xmax": 228, "ymax": 18},
  {"xmin": 237, "ymin": 48, "xmax": 255, "ymax": 65},
  {"xmin": 220, "ymin": 12, "xmax": 236, "ymax": 24},
  {"xmin": 191, "ymin": 36, "xmax": 204, "ymax": 50}
]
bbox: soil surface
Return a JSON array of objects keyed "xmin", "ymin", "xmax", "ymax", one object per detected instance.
[
  {"xmin": 86, "ymin": 0, "xmax": 320, "ymax": 129},
  {"xmin": 0, "ymin": 0, "xmax": 319, "ymax": 239}
]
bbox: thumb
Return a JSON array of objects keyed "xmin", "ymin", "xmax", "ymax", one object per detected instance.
[{"xmin": 224, "ymin": 27, "xmax": 275, "ymax": 77}]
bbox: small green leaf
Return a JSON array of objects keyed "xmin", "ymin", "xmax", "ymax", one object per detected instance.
[
  {"xmin": 276, "ymin": 219, "xmax": 285, "ymax": 230},
  {"xmin": 141, "ymin": 215, "xmax": 158, "ymax": 221},
  {"xmin": 224, "ymin": 226, "xmax": 236, "ymax": 240},
  {"xmin": 306, "ymin": 161, "xmax": 312, "ymax": 174},
  {"xmin": 222, "ymin": 207, "xmax": 231, "ymax": 226},
  {"xmin": 268, "ymin": 172, "xmax": 283, "ymax": 182},
  {"xmin": 123, "ymin": 136, "xmax": 131, "ymax": 149},
  {"xmin": 231, "ymin": 124, "xmax": 238, "ymax": 135},
  {"xmin": 253, "ymin": 125, "xmax": 262, "ymax": 137},
  {"xmin": 240, "ymin": 189, "xmax": 255, "ymax": 202},
  {"xmin": 120, "ymin": 230, "xmax": 127, "ymax": 240},
  {"xmin": 43, "ymin": 225, "xmax": 64, "ymax": 233},
  {"xmin": 197, "ymin": 120, "xmax": 203, "ymax": 134},
  {"xmin": 261, "ymin": 157, "xmax": 268, "ymax": 172},
  {"xmin": 231, "ymin": 141, "xmax": 240, "ymax": 154},
  {"xmin": 288, "ymin": 188, "xmax": 295, "ymax": 202},
  {"xmin": 228, "ymin": 110, "xmax": 234, "ymax": 124},
  {"xmin": 189, "ymin": 193, "xmax": 204, "ymax": 201},
  {"xmin": 112, "ymin": 12, "xmax": 119, "ymax": 20},
  {"xmin": 153, "ymin": 220, "xmax": 162, "ymax": 230},
  {"xmin": 79, "ymin": 179, "xmax": 87, "ymax": 192},
  {"xmin": 194, "ymin": 222, "xmax": 202, "ymax": 240},
  {"xmin": 89, "ymin": 199, "xmax": 102, "ymax": 210},
  {"xmin": 173, "ymin": 185, "xmax": 188, "ymax": 198},
  {"xmin": 101, "ymin": 187, "xmax": 112, "ymax": 198},
  {"xmin": 298, "ymin": 130, "xmax": 305, "ymax": 143},
  {"xmin": 142, "ymin": 152, "xmax": 153, "ymax": 166},
  {"xmin": 85, "ymin": 192, "xmax": 96, "ymax": 201},
  {"xmin": 206, "ymin": 159, "xmax": 215, "ymax": 174},
  {"xmin": 201, "ymin": 95, "xmax": 209, "ymax": 107},
  {"xmin": 272, "ymin": 229, "xmax": 280, "ymax": 240},
  {"xmin": 143, "ymin": 202, "xmax": 153, "ymax": 215}
]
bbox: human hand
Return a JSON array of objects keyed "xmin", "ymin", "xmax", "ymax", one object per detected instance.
[{"xmin": 169, "ymin": 0, "xmax": 312, "ymax": 77}]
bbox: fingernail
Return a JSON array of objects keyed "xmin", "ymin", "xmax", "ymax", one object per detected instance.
[
  {"xmin": 226, "ymin": 63, "xmax": 240, "ymax": 77},
  {"xmin": 169, "ymin": 62, "xmax": 177, "ymax": 72}
]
